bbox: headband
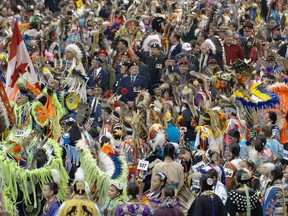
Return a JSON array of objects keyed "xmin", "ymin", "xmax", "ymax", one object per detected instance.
[{"xmin": 157, "ymin": 172, "xmax": 167, "ymax": 181}]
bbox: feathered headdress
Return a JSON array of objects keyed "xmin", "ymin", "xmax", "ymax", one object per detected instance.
[
  {"xmin": 66, "ymin": 44, "xmax": 83, "ymax": 60},
  {"xmin": 201, "ymin": 39, "xmax": 216, "ymax": 54}
]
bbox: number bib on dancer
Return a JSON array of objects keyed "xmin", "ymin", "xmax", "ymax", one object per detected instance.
[
  {"xmin": 137, "ymin": 160, "xmax": 149, "ymax": 171},
  {"xmin": 16, "ymin": 129, "xmax": 25, "ymax": 137}
]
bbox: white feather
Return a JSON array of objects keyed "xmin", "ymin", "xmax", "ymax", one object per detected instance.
[
  {"xmin": 105, "ymin": 132, "xmax": 120, "ymax": 147},
  {"xmin": 50, "ymin": 169, "xmax": 61, "ymax": 185},
  {"xmin": 76, "ymin": 139, "xmax": 89, "ymax": 152},
  {"xmin": 142, "ymin": 34, "xmax": 161, "ymax": 52},
  {"xmin": 182, "ymin": 87, "xmax": 192, "ymax": 95},
  {"xmin": 258, "ymin": 162, "xmax": 276, "ymax": 174},
  {"xmin": 150, "ymin": 130, "xmax": 166, "ymax": 151},
  {"xmin": 160, "ymin": 83, "xmax": 170, "ymax": 90},
  {"xmin": 74, "ymin": 167, "xmax": 85, "ymax": 183}
]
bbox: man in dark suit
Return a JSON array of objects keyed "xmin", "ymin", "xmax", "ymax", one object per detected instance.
[
  {"xmin": 119, "ymin": 62, "xmax": 147, "ymax": 107},
  {"xmin": 168, "ymin": 32, "xmax": 182, "ymax": 58},
  {"xmin": 241, "ymin": 22, "xmax": 255, "ymax": 59},
  {"xmin": 144, "ymin": 43, "xmax": 165, "ymax": 87},
  {"xmin": 88, "ymin": 85, "xmax": 103, "ymax": 132},
  {"xmin": 87, "ymin": 56, "xmax": 108, "ymax": 91},
  {"xmin": 178, "ymin": 59, "xmax": 193, "ymax": 85}
]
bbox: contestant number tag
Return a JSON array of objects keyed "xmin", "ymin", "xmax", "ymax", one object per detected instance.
[
  {"xmin": 137, "ymin": 160, "xmax": 149, "ymax": 171},
  {"xmin": 283, "ymin": 150, "xmax": 288, "ymax": 161},
  {"xmin": 16, "ymin": 130, "xmax": 25, "ymax": 137},
  {"xmin": 192, "ymin": 161, "xmax": 205, "ymax": 173},
  {"xmin": 224, "ymin": 168, "xmax": 234, "ymax": 178}
]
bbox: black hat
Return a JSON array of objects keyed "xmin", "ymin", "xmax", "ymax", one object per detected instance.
[
  {"xmin": 92, "ymin": 56, "xmax": 103, "ymax": 65},
  {"xmin": 128, "ymin": 62, "xmax": 138, "ymax": 70},
  {"xmin": 150, "ymin": 43, "xmax": 161, "ymax": 49},
  {"xmin": 152, "ymin": 83, "xmax": 162, "ymax": 90},
  {"xmin": 164, "ymin": 56, "xmax": 175, "ymax": 61},
  {"xmin": 121, "ymin": 61, "xmax": 131, "ymax": 67},
  {"xmin": 175, "ymin": 52, "xmax": 187, "ymax": 60},
  {"xmin": 134, "ymin": 51, "xmax": 143, "ymax": 60},
  {"xmin": 243, "ymin": 21, "xmax": 254, "ymax": 30},
  {"xmin": 122, "ymin": 51, "xmax": 130, "ymax": 57}
]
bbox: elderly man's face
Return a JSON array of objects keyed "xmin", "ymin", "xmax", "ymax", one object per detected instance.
[
  {"xmin": 66, "ymin": 50, "xmax": 74, "ymax": 60},
  {"xmin": 129, "ymin": 65, "xmax": 139, "ymax": 76},
  {"xmin": 225, "ymin": 33, "xmax": 233, "ymax": 44}
]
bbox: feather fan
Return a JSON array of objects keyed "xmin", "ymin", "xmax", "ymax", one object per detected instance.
[{"xmin": 176, "ymin": 185, "xmax": 196, "ymax": 214}]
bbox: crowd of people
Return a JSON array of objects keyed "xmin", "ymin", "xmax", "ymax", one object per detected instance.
[{"xmin": 0, "ymin": 0, "xmax": 288, "ymax": 215}]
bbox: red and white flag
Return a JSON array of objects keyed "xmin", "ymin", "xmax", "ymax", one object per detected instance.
[{"xmin": 5, "ymin": 21, "xmax": 38, "ymax": 97}]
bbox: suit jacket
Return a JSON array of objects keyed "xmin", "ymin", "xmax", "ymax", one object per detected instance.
[
  {"xmin": 119, "ymin": 74, "xmax": 147, "ymax": 101},
  {"xmin": 88, "ymin": 96, "xmax": 103, "ymax": 128},
  {"xmin": 241, "ymin": 36, "xmax": 255, "ymax": 59},
  {"xmin": 179, "ymin": 72, "xmax": 193, "ymax": 85},
  {"xmin": 169, "ymin": 43, "xmax": 182, "ymax": 58},
  {"xmin": 87, "ymin": 68, "xmax": 108, "ymax": 90},
  {"xmin": 139, "ymin": 62, "xmax": 151, "ymax": 90}
]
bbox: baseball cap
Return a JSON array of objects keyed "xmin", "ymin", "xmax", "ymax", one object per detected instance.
[
  {"xmin": 182, "ymin": 43, "xmax": 192, "ymax": 51},
  {"xmin": 178, "ymin": 59, "xmax": 189, "ymax": 65}
]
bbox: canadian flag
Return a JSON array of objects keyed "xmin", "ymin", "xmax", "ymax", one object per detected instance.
[{"xmin": 5, "ymin": 21, "xmax": 38, "ymax": 97}]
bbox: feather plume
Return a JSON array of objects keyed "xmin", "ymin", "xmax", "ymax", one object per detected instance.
[
  {"xmin": 208, "ymin": 137, "xmax": 220, "ymax": 154},
  {"xmin": 66, "ymin": 44, "xmax": 83, "ymax": 60},
  {"xmin": 149, "ymin": 130, "xmax": 166, "ymax": 151},
  {"xmin": 142, "ymin": 34, "xmax": 161, "ymax": 52},
  {"xmin": 160, "ymin": 82, "xmax": 170, "ymax": 90},
  {"xmin": 182, "ymin": 86, "xmax": 192, "ymax": 95},
  {"xmin": 50, "ymin": 169, "xmax": 61, "ymax": 185},
  {"xmin": 76, "ymin": 139, "xmax": 89, "ymax": 152},
  {"xmin": 176, "ymin": 185, "xmax": 196, "ymax": 214},
  {"xmin": 151, "ymin": 100, "xmax": 162, "ymax": 113},
  {"xmin": 76, "ymin": 102, "xmax": 90, "ymax": 127},
  {"xmin": 135, "ymin": 90, "xmax": 151, "ymax": 108},
  {"xmin": 258, "ymin": 162, "xmax": 276, "ymax": 174},
  {"xmin": 105, "ymin": 132, "xmax": 120, "ymax": 147},
  {"xmin": 74, "ymin": 167, "xmax": 85, "ymax": 183}
]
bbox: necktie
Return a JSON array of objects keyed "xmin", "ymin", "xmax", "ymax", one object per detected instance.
[
  {"xmin": 131, "ymin": 76, "xmax": 135, "ymax": 85},
  {"xmin": 91, "ymin": 98, "xmax": 98, "ymax": 115}
]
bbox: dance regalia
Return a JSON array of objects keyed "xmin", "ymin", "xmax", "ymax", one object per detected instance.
[
  {"xmin": 120, "ymin": 136, "xmax": 145, "ymax": 183},
  {"xmin": 7, "ymin": 102, "xmax": 33, "ymax": 142},
  {"xmin": 101, "ymin": 196, "xmax": 125, "ymax": 216},
  {"xmin": 263, "ymin": 181, "xmax": 288, "ymax": 216},
  {"xmin": 59, "ymin": 123, "xmax": 82, "ymax": 166},
  {"xmin": 57, "ymin": 198, "xmax": 100, "ymax": 216},
  {"xmin": 41, "ymin": 195, "xmax": 60, "ymax": 216},
  {"xmin": 195, "ymin": 125, "xmax": 214, "ymax": 151}
]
